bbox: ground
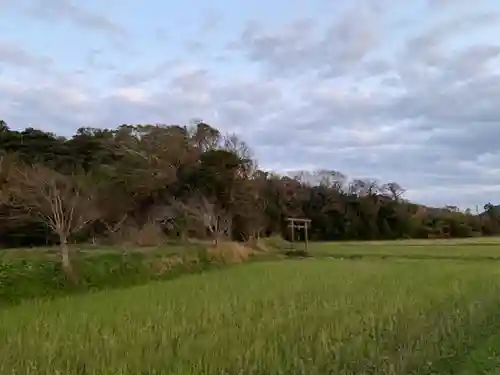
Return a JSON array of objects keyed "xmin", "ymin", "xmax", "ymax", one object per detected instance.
[{"xmin": 2, "ymin": 238, "xmax": 500, "ymax": 374}]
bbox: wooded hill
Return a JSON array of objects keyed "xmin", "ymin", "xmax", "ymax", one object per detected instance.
[{"xmin": 1, "ymin": 120, "xmax": 499, "ymax": 251}]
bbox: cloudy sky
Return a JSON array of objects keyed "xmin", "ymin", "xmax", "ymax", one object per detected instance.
[{"xmin": 0, "ymin": 0, "xmax": 499, "ymax": 209}]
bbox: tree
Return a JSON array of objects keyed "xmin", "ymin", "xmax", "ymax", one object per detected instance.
[
  {"xmin": 171, "ymin": 194, "xmax": 232, "ymax": 245},
  {"xmin": 196, "ymin": 149, "xmax": 246, "ymax": 209},
  {"xmin": 189, "ymin": 121, "xmax": 221, "ymax": 152},
  {"xmin": 232, "ymin": 177, "xmax": 268, "ymax": 241},
  {"xmin": 383, "ymin": 182, "xmax": 405, "ymax": 202},
  {"xmin": 2, "ymin": 163, "xmax": 99, "ymax": 280},
  {"xmin": 104, "ymin": 124, "xmax": 187, "ymax": 224},
  {"xmin": 0, "ymin": 122, "xmax": 497, "ymax": 246}
]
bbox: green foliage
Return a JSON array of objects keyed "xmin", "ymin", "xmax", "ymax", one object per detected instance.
[
  {"xmin": 0, "ymin": 258, "xmax": 68, "ymax": 304},
  {"xmin": 75, "ymin": 252, "xmax": 152, "ymax": 290},
  {"xmin": 0, "ymin": 247, "xmax": 215, "ymax": 307},
  {"xmin": 1, "ymin": 121, "xmax": 498, "ymax": 251},
  {"xmin": 1, "ymin": 258, "xmax": 500, "ymax": 374}
]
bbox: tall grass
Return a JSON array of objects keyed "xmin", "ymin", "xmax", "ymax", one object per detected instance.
[
  {"xmin": 1, "ymin": 259, "xmax": 500, "ymax": 374},
  {"xmin": 0, "ymin": 245, "xmax": 216, "ymax": 307},
  {"xmin": 310, "ymin": 240, "xmax": 500, "ymax": 261}
]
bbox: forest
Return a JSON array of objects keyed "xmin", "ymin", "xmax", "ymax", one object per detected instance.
[{"xmin": 1, "ymin": 119, "xmax": 499, "ymax": 253}]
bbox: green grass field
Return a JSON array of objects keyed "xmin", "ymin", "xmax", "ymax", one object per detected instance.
[
  {"xmin": 308, "ymin": 237, "xmax": 500, "ymax": 261},
  {"xmin": 2, "ymin": 239, "xmax": 500, "ymax": 374}
]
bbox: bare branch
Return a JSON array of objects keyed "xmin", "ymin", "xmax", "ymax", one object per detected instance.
[
  {"xmin": 169, "ymin": 193, "xmax": 232, "ymax": 244},
  {"xmin": 3, "ymin": 163, "xmax": 100, "ymax": 278}
]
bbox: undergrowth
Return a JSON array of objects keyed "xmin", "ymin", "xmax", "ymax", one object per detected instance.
[{"xmin": 0, "ymin": 242, "xmax": 259, "ymax": 308}]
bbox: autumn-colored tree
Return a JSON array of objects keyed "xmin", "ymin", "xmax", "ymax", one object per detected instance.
[{"xmin": 0, "ymin": 120, "xmax": 497, "ymax": 247}]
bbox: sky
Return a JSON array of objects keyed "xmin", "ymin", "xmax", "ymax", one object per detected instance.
[{"xmin": 0, "ymin": 0, "xmax": 500, "ymax": 209}]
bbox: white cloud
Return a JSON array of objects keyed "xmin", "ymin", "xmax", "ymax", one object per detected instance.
[
  {"xmin": 110, "ymin": 87, "xmax": 149, "ymax": 103},
  {"xmin": 0, "ymin": 41, "xmax": 52, "ymax": 68},
  {"xmin": 25, "ymin": 0, "xmax": 127, "ymax": 37},
  {"xmin": 2, "ymin": 0, "xmax": 500, "ymax": 208}
]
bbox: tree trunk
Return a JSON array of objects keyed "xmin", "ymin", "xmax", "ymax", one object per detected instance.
[
  {"xmin": 180, "ymin": 228, "xmax": 188, "ymax": 244},
  {"xmin": 59, "ymin": 234, "xmax": 78, "ymax": 283}
]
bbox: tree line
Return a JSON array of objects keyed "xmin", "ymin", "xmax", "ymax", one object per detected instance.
[{"xmin": 1, "ymin": 120, "xmax": 499, "ymax": 272}]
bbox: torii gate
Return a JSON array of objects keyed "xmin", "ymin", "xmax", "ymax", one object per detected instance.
[{"xmin": 286, "ymin": 217, "xmax": 311, "ymax": 253}]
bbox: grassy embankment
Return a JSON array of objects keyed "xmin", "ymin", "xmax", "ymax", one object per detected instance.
[{"xmin": 0, "ymin": 241, "xmax": 263, "ymax": 307}]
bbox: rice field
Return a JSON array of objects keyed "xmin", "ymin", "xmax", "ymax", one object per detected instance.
[
  {"xmin": 2, "ymin": 241, "xmax": 500, "ymax": 375},
  {"xmin": 308, "ymin": 237, "xmax": 500, "ymax": 261}
]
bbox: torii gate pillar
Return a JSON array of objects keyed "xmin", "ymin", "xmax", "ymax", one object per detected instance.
[{"xmin": 286, "ymin": 217, "xmax": 311, "ymax": 252}]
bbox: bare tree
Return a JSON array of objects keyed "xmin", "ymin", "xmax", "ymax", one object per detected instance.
[
  {"xmin": 189, "ymin": 121, "xmax": 221, "ymax": 152},
  {"xmin": 223, "ymin": 133, "xmax": 255, "ymax": 176},
  {"xmin": 2, "ymin": 163, "xmax": 99, "ymax": 280},
  {"xmin": 315, "ymin": 170, "xmax": 347, "ymax": 191},
  {"xmin": 382, "ymin": 182, "xmax": 405, "ymax": 202},
  {"xmin": 171, "ymin": 194, "xmax": 232, "ymax": 246},
  {"xmin": 348, "ymin": 179, "xmax": 367, "ymax": 197},
  {"xmin": 101, "ymin": 213, "xmax": 129, "ymax": 243}
]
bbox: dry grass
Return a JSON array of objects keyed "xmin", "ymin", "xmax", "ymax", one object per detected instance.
[
  {"xmin": 258, "ymin": 235, "xmax": 290, "ymax": 251},
  {"xmin": 207, "ymin": 242, "xmax": 254, "ymax": 264},
  {"xmin": 147, "ymin": 255, "xmax": 185, "ymax": 275},
  {"xmin": 100, "ymin": 221, "xmax": 169, "ymax": 248}
]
